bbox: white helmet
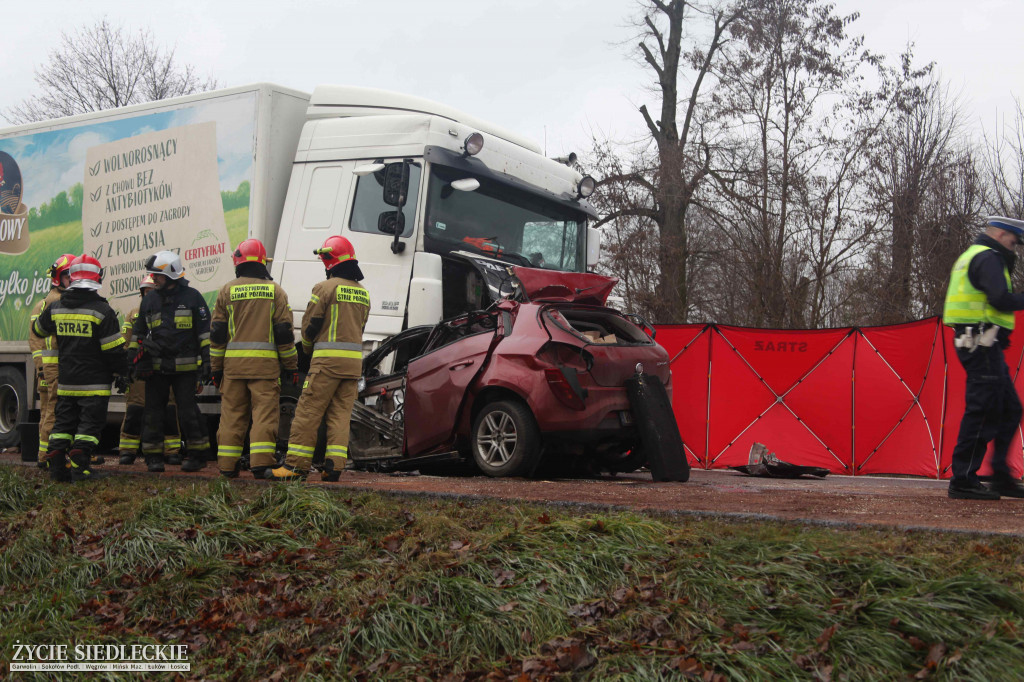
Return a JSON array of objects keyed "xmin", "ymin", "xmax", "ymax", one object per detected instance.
[{"xmin": 145, "ymin": 250, "xmax": 184, "ymax": 280}]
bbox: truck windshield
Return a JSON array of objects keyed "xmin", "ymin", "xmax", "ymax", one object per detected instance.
[{"xmin": 424, "ymin": 165, "xmax": 587, "ymax": 272}]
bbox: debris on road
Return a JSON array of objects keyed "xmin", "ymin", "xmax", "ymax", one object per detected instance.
[{"xmin": 730, "ymin": 443, "xmax": 829, "ymax": 479}]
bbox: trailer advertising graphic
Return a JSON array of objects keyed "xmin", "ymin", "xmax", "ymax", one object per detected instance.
[
  {"xmin": 81, "ymin": 121, "xmax": 233, "ymax": 303},
  {"xmin": 0, "ymin": 91, "xmax": 257, "ymax": 341}
]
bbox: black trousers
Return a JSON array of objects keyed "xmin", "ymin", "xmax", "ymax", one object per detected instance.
[
  {"xmin": 48, "ymin": 394, "xmax": 109, "ymax": 457},
  {"xmin": 950, "ymin": 344, "xmax": 1023, "ymax": 484},
  {"xmin": 141, "ymin": 373, "xmax": 210, "ymax": 458}
]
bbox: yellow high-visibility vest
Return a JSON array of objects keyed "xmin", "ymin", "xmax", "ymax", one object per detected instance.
[{"xmin": 943, "ymin": 244, "xmax": 1016, "ymax": 329}]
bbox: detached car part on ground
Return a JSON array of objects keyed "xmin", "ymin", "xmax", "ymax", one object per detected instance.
[{"xmin": 349, "ymin": 254, "xmax": 688, "ymax": 479}]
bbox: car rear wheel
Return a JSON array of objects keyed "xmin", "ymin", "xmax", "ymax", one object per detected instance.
[{"xmin": 471, "ymin": 399, "xmax": 541, "ymax": 477}]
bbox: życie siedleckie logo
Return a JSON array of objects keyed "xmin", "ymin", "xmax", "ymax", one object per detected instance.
[{"xmin": 0, "ymin": 151, "xmax": 31, "ymax": 254}]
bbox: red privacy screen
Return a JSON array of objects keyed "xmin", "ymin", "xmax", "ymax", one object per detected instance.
[{"xmin": 656, "ymin": 315, "xmax": 1024, "ymax": 479}]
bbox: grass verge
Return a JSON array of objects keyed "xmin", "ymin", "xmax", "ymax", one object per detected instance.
[{"xmin": 1, "ymin": 467, "xmax": 1023, "ymax": 680}]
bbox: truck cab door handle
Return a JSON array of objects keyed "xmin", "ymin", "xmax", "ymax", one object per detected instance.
[{"xmin": 449, "ymin": 361, "xmax": 474, "ymax": 371}]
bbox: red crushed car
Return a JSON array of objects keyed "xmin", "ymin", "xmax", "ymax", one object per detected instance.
[{"xmin": 350, "ymin": 257, "xmax": 674, "ymax": 477}]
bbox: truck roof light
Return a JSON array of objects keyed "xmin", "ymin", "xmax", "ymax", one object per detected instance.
[
  {"xmin": 464, "ymin": 132, "xmax": 484, "ymax": 156},
  {"xmin": 577, "ymin": 175, "xmax": 596, "ymax": 199}
]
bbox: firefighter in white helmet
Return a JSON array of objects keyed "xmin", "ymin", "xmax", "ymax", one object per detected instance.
[
  {"xmin": 129, "ymin": 250, "xmax": 213, "ymax": 473},
  {"xmin": 118, "ymin": 273, "xmax": 181, "ymax": 466}
]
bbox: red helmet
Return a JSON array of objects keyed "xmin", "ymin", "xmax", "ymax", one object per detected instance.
[
  {"xmin": 48, "ymin": 253, "xmax": 77, "ymax": 287},
  {"xmin": 314, "ymin": 235, "xmax": 356, "ymax": 269},
  {"xmin": 140, "ymin": 273, "xmax": 157, "ymax": 291},
  {"xmin": 232, "ymin": 238, "xmax": 268, "ymax": 267},
  {"xmin": 68, "ymin": 254, "xmax": 104, "ymax": 290}
]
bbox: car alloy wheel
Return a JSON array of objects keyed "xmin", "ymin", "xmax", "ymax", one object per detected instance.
[
  {"xmin": 470, "ymin": 399, "xmax": 542, "ymax": 477},
  {"xmin": 476, "ymin": 411, "xmax": 518, "ymax": 466}
]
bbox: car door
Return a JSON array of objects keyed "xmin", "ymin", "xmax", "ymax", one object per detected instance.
[{"xmin": 403, "ymin": 321, "xmax": 497, "ymax": 456}]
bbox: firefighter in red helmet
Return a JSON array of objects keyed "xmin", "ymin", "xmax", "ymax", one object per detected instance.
[
  {"xmin": 32, "ymin": 255, "xmax": 128, "ymax": 481},
  {"xmin": 28, "ymin": 254, "xmax": 76, "ymax": 466},
  {"xmin": 268, "ymin": 235, "xmax": 369, "ymax": 480},
  {"xmin": 210, "ymin": 238, "xmax": 297, "ymax": 478}
]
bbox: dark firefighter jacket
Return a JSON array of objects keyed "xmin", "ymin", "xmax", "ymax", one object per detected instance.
[
  {"xmin": 129, "ymin": 278, "xmax": 211, "ymax": 374},
  {"xmin": 32, "ymin": 287, "xmax": 128, "ymax": 396},
  {"xmin": 210, "ymin": 276, "xmax": 298, "ymax": 379},
  {"xmin": 301, "ymin": 276, "xmax": 369, "ymax": 379}
]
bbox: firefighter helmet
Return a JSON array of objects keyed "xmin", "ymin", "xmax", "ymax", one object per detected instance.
[
  {"xmin": 314, "ymin": 235, "xmax": 356, "ymax": 269},
  {"xmin": 67, "ymin": 254, "xmax": 103, "ymax": 290},
  {"xmin": 47, "ymin": 253, "xmax": 77, "ymax": 287},
  {"xmin": 232, "ymin": 238, "xmax": 268, "ymax": 267},
  {"xmin": 140, "ymin": 273, "xmax": 157, "ymax": 291},
  {"xmin": 145, "ymin": 250, "xmax": 185, "ymax": 280}
]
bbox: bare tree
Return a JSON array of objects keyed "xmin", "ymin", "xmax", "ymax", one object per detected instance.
[
  {"xmin": 5, "ymin": 19, "xmax": 218, "ymax": 124},
  {"xmin": 984, "ymin": 97, "xmax": 1024, "ymax": 220},
  {"xmin": 867, "ymin": 56, "xmax": 966, "ymax": 324},
  {"xmin": 592, "ymin": 0, "xmax": 746, "ymax": 323},
  {"xmin": 705, "ymin": 0, "xmax": 884, "ymax": 327}
]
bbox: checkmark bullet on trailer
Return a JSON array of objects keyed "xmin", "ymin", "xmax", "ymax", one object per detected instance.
[
  {"xmin": 89, "ymin": 161, "xmax": 101, "ymax": 176},
  {"xmin": 91, "ymin": 246, "xmax": 103, "ymax": 258},
  {"xmin": 90, "ymin": 188, "xmax": 102, "ymax": 201},
  {"xmin": 91, "ymin": 222, "xmax": 103, "ymax": 237}
]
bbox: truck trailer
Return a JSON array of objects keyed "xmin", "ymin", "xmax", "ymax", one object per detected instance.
[{"xmin": 0, "ymin": 83, "xmax": 600, "ymax": 450}]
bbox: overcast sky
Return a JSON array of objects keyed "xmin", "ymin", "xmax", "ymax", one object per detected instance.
[{"xmin": 3, "ymin": 0, "xmax": 1022, "ymax": 158}]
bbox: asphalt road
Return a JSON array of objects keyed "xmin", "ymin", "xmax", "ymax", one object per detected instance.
[{"xmin": 4, "ymin": 452, "xmax": 1023, "ymax": 536}]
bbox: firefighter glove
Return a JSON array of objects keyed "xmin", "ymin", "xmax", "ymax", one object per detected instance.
[
  {"xmin": 281, "ymin": 369, "xmax": 300, "ymax": 386},
  {"xmin": 200, "ymin": 362, "xmax": 212, "ymax": 384},
  {"xmin": 113, "ymin": 375, "xmax": 130, "ymax": 394},
  {"xmin": 212, "ymin": 371, "xmax": 223, "ymax": 389}
]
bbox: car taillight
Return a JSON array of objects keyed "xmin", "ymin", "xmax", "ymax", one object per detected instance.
[{"xmin": 544, "ymin": 368, "xmax": 587, "ymax": 411}]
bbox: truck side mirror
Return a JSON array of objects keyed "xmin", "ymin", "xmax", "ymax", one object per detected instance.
[
  {"xmin": 586, "ymin": 226, "xmax": 602, "ymax": 268},
  {"xmin": 378, "ymin": 211, "xmax": 405, "ymax": 235},
  {"xmin": 383, "ymin": 162, "xmax": 410, "ymax": 208}
]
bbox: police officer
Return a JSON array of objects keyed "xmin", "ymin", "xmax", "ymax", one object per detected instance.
[
  {"xmin": 32, "ymin": 255, "xmax": 128, "ymax": 482},
  {"xmin": 129, "ymin": 250, "xmax": 212, "ymax": 473},
  {"xmin": 210, "ymin": 239, "xmax": 298, "ymax": 479},
  {"xmin": 29, "ymin": 254, "xmax": 75, "ymax": 466},
  {"xmin": 268, "ymin": 235, "xmax": 369, "ymax": 481},
  {"xmin": 944, "ymin": 216, "xmax": 1024, "ymax": 499},
  {"xmin": 118, "ymin": 274, "xmax": 181, "ymax": 466}
]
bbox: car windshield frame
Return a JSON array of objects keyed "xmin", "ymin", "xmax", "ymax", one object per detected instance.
[{"xmin": 423, "ymin": 163, "xmax": 588, "ymax": 273}]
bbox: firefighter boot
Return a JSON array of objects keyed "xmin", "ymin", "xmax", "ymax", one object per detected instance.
[
  {"xmin": 45, "ymin": 449, "xmax": 72, "ymax": 483},
  {"xmin": 220, "ymin": 459, "xmax": 241, "ymax": 479},
  {"xmin": 69, "ymin": 449, "xmax": 106, "ymax": 482},
  {"xmin": 249, "ymin": 465, "xmax": 269, "ymax": 480},
  {"xmin": 181, "ymin": 452, "xmax": 208, "ymax": 472},
  {"xmin": 321, "ymin": 459, "xmax": 341, "ymax": 483},
  {"xmin": 166, "ymin": 453, "xmax": 183, "ymax": 466},
  {"xmin": 265, "ymin": 464, "xmax": 307, "ymax": 481},
  {"xmin": 119, "ymin": 452, "xmax": 136, "ymax": 465},
  {"xmin": 145, "ymin": 454, "xmax": 165, "ymax": 473}
]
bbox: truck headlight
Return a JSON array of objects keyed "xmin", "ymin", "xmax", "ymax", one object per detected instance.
[{"xmin": 577, "ymin": 175, "xmax": 596, "ymax": 199}]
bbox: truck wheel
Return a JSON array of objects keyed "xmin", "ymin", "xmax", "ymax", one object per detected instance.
[
  {"xmin": 470, "ymin": 399, "xmax": 541, "ymax": 477},
  {"xmin": 0, "ymin": 366, "xmax": 27, "ymax": 449}
]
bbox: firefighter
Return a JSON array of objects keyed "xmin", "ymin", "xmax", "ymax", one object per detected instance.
[
  {"xmin": 118, "ymin": 274, "xmax": 181, "ymax": 466},
  {"xmin": 129, "ymin": 250, "xmax": 213, "ymax": 473},
  {"xmin": 268, "ymin": 235, "xmax": 369, "ymax": 481},
  {"xmin": 944, "ymin": 216, "xmax": 1024, "ymax": 499},
  {"xmin": 210, "ymin": 238, "xmax": 298, "ymax": 478},
  {"xmin": 28, "ymin": 253, "xmax": 75, "ymax": 466},
  {"xmin": 32, "ymin": 254, "xmax": 128, "ymax": 482}
]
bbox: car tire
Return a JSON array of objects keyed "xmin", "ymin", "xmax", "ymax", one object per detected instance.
[
  {"xmin": 470, "ymin": 399, "xmax": 542, "ymax": 477},
  {"xmin": 0, "ymin": 366, "xmax": 27, "ymax": 449}
]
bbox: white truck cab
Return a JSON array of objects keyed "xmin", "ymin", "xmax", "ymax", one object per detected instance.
[{"xmin": 270, "ymin": 86, "xmax": 600, "ymax": 343}]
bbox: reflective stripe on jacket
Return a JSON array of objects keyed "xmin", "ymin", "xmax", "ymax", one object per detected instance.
[
  {"xmin": 301, "ymin": 277, "xmax": 369, "ymax": 379},
  {"xmin": 210, "ymin": 277, "xmax": 297, "ymax": 379},
  {"xmin": 32, "ymin": 287, "xmax": 128, "ymax": 394},
  {"xmin": 943, "ymin": 244, "xmax": 1016, "ymax": 329},
  {"xmin": 29, "ymin": 289, "xmax": 61, "ymax": 372},
  {"xmin": 130, "ymin": 279, "xmax": 211, "ymax": 374}
]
